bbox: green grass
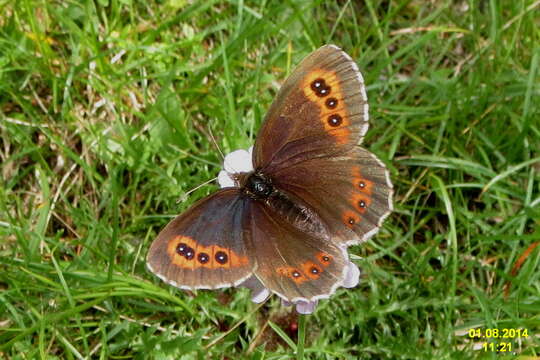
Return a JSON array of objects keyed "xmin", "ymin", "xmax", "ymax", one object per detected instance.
[{"xmin": 1, "ymin": 0, "xmax": 539, "ymax": 358}]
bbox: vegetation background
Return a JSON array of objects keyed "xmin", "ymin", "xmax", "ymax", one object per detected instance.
[{"xmin": 1, "ymin": 0, "xmax": 539, "ymax": 358}]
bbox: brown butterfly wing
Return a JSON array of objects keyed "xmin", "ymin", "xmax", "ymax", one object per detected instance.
[
  {"xmin": 245, "ymin": 199, "xmax": 349, "ymax": 302},
  {"xmin": 270, "ymin": 147, "xmax": 393, "ymax": 246},
  {"xmin": 147, "ymin": 189, "xmax": 255, "ymax": 289},
  {"xmin": 254, "ymin": 45, "xmax": 392, "ymax": 246},
  {"xmin": 254, "ymin": 45, "xmax": 369, "ymax": 173}
]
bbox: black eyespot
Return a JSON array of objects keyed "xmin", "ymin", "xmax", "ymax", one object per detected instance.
[
  {"xmin": 359, "ymin": 181, "xmax": 366, "ymax": 189},
  {"xmin": 325, "ymin": 98, "xmax": 338, "ymax": 109},
  {"xmin": 318, "ymin": 86, "xmax": 331, "ymax": 96},
  {"xmin": 184, "ymin": 247, "xmax": 195, "ymax": 260},
  {"xmin": 215, "ymin": 251, "xmax": 228, "ymax": 264},
  {"xmin": 359, "ymin": 200, "xmax": 366, "ymax": 208},
  {"xmin": 310, "ymin": 267, "xmax": 319, "ymax": 274},
  {"xmin": 322, "ymin": 255, "xmax": 330, "ymax": 262},
  {"xmin": 197, "ymin": 252, "xmax": 209, "ymax": 264},
  {"xmin": 311, "ymin": 79, "xmax": 332, "ymax": 97},
  {"xmin": 328, "ymin": 114, "xmax": 343, "ymax": 127},
  {"xmin": 311, "ymin": 78, "xmax": 325, "ymax": 91},
  {"xmin": 292, "ymin": 270, "xmax": 301, "ymax": 278},
  {"xmin": 348, "ymin": 217, "xmax": 355, "ymax": 225},
  {"xmin": 176, "ymin": 243, "xmax": 187, "ymax": 255}
]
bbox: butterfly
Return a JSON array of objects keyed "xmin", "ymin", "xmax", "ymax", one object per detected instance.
[{"xmin": 147, "ymin": 45, "xmax": 393, "ymax": 314}]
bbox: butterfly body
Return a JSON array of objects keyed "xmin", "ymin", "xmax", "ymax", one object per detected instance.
[
  {"xmin": 147, "ymin": 45, "xmax": 393, "ymax": 313},
  {"xmin": 243, "ymin": 172, "xmax": 329, "ymax": 237}
]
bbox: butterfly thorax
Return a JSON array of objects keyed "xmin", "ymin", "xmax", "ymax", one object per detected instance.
[
  {"xmin": 242, "ymin": 173, "xmax": 273, "ymax": 199},
  {"xmin": 241, "ymin": 172, "xmax": 329, "ymax": 238}
]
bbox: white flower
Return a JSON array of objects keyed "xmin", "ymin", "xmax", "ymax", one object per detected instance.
[{"xmin": 217, "ymin": 147, "xmax": 254, "ymax": 187}]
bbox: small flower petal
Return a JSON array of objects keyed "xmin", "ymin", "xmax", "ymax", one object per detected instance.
[
  {"xmin": 218, "ymin": 170, "xmax": 235, "ymax": 188},
  {"xmin": 238, "ymin": 276, "xmax": 271, "ymax": 303},
  {"xmin": 252, "ymin": 288, "xmax": 271, "ymax": 303},
  {"xmin": 343, "ymin": 262, "xmax": 360, "ymax": 288},
  {"xmin": 281, "ymin": 298, "xmax": 318, "ymax": 314},
  {"xmin": 295, "ymin": 300, "xmax": 318, "ymax": 314},
  {"xmin": 223, "ymin": 149, "xmax": 253, "ymax": 174}
]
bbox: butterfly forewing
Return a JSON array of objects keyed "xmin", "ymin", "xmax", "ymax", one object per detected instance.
[
  {"xmin": 147, "ymin": 189, "xmax": 255, "ymax": 289},
  {"xmin": 254, "ymin": 45, "xmax": 369, "ymax": 174}
]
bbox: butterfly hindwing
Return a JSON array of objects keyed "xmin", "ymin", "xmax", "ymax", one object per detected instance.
[
  {"xmin": 147, "ymin": 189, "xmax": 255, "ymax": 290},
  {"xmin": 245, "ymin": 200, "xmax": 349, "ymax": 302},
  {"xmin": 270, "ymin": 147, "xmax": 393, "ymax": 246}
]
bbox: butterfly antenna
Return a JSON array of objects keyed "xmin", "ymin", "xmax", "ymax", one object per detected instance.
[
  {"xmin": 208, "ymin": 126, "xmax": 244, "ymax": 175},
  {"xmin": 208, "ymin": 126, "xmax": 225, "ymax": 161},
  {"xmin": 178, "ymin": 177, "xmax": 218, "ymax": 203}
]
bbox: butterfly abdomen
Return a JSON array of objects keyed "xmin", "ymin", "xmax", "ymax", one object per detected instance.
[
  {"xmin": 242, "ymin": 173, "xmax": 327, "ymax": 238},
  {"xmin": 267, "ymin": 190, "xmax": 328, "ymax": 239}
]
